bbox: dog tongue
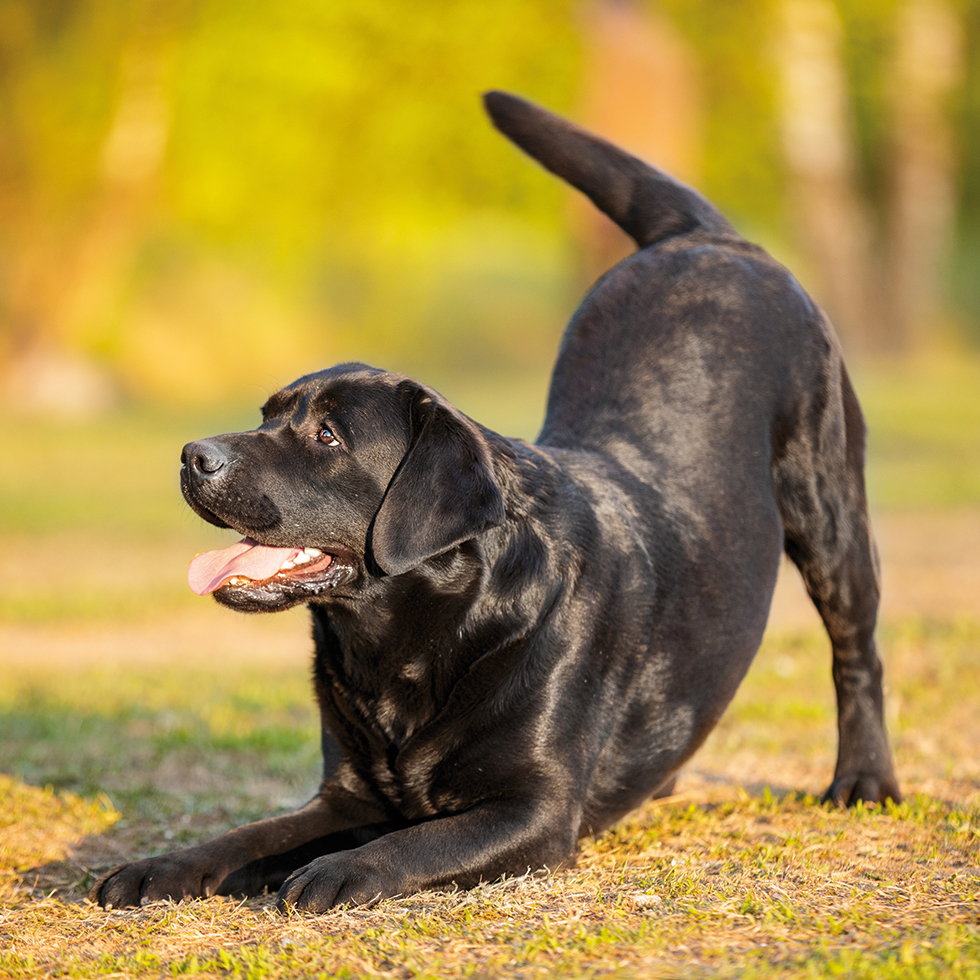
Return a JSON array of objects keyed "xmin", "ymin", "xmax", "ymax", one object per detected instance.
[{"xmin": 188, "ymin": 539, "xmax": 301, "ymax": 596}]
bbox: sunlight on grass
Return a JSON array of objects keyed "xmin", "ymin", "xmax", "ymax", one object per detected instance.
[
  {"xmin": 0, "ymin": 775, "xmax": 118, "ymax": 900},
  {"xmin": 856, "ymin": 355, "xmax": 980, "ymax": 508},
  {"xmin": 0, "ymin": 791, "xmax": 977, "ymax": 978},
  {"xmin": 1, "ymin": 358, "xmax": 978, "ymax": 977},
  {"xmin": 1, "ymin": 356, "xmax": 978, "ymax": 552},
  {"xmin": 1, "ymin": 618, "xmax": 978, "ymax": 978}
]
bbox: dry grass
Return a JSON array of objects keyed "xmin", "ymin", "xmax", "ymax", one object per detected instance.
[
  {"xmin": 0, "ymin": 776, "xmax": 118, "ymax": 902},
  {"xmin": 1, "ymin": 788, "xmax": 977, "ymax": 979},
  {"xmin": 2, "ymin": 368, "xmax": 979, "ymax": 977},
  {"xmin": 1, "ymin": 616, "xmax": 978, "ymax": 979}
]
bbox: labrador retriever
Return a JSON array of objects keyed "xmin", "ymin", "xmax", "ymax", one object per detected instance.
[{"xmin": 93, "ymin": 91, "xmax": 900, "ymax": 912}]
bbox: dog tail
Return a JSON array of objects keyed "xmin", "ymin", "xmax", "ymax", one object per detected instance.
[{"xmin": 483, "ymin": 90, "xmax": 732, "ymax": 248}]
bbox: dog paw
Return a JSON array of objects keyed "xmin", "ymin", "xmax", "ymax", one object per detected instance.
[
  {"xmin": 275, "ymin": 854, "xmax": 397, "ymax": 913},
  {"xmin": 822, "ymin": 770, "xmax": 902, "ymax": 808},
  {"xmin": 92, "ymin": 856, "xmax": 222, "ymax": 909}
]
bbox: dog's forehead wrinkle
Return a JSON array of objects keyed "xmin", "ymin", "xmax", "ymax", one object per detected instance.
[
  {"xmin": 262, "ymin": 389, "xmax": 299, "ymax": 419},
  {"xmin": 306, "ymin": 390, "xmax": 340, "ymax": 418},
  {"xmin": 271, "ymin": 363, "xmax": 396, "ymax": 414}
]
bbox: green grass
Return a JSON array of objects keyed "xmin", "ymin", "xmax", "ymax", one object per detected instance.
[
  {"xmin": 1, "ymin": 618, "xmax": 978, "ymax": 978},
  {"xmin": 855, "ymin": 356, "xmax": 980, "ymax": 508},
  {"xmin": 0, "ymin": 783, "xmax": 977, "ymax": 978},
  {"xmin": 0, "ymin": 406, "xmax": 257, "ymax": 538},
  {"xmin": 1, "ymin": 355, "xmax": 978, "ymax": 545},
  {"xmin": 1, "ymin": 356, "xmax": 978, "ymax": 977},
  {"xmin": 0, "ymin": 660, "xmax": 321, "ymax": 824}
]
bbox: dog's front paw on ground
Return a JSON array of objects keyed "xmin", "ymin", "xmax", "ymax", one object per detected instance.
[
  {"xmin": 276, "ymin": 855, "xmax": 398, "ymax": 913},
  {"xmin": 823, "ymin": 770, "xmax": 902, "ymax": 807},
  {"xmin": 92, "ymin": 856, "xmax": 222, "ymax": 909}
]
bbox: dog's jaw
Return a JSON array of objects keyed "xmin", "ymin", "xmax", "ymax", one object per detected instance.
[
  {"xmin": 211, "ymin": 555, "xmax": 358, "ymax": 612},
  {"xmin": 180, "ymin": 458, "xmax": 363, "ymax": 610}
]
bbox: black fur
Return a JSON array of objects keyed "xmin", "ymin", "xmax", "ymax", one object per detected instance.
[{"xmin": 93, "ymin": 92, "xmax": 899, "ymax": 913}]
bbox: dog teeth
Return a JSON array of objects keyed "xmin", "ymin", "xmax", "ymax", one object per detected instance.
[{"xmin": 278, "ymin": 548, "xmax": 324, "ymax": 574}]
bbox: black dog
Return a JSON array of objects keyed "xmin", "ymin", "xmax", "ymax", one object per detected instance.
[{"xmin": 94, "ymin": 92, "xmax": 899, "ymax": 912}]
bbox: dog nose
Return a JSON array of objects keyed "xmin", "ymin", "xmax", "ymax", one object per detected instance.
[{"xmin": 182, "ymin": 440, "xmax": 230, "ymax": 478}]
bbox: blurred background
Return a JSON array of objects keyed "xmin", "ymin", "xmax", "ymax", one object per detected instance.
[
  {"xmin": 1, "ymin": 0, "xmax": 978, "ymax": 629},
  {"xmin": 2, "ymin": 0, "xmax": 979, "ymax": 414},
  {"xmin": 2, "ymin": 0, "xmax": 979, "ymax": 639},
  {"xmin": 0, "ymin": 0, "xmax": 978, "ymax": 841}
]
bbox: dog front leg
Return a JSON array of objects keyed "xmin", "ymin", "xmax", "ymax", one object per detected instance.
[
  {"xmin": 275, "ymin": 798, "xmax": 577, "ymax": 913},
  {"xmin": 92, "ymin": 786, "xmax": 387, "ymax": 909}
]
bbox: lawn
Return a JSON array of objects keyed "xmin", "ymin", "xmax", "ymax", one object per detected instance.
[{"xmin": 1, "ymin": 357, "xmax": 978, "ymax": 979}]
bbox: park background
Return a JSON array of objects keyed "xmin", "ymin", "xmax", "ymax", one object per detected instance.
[{"xmin": 1, "ymin": 0, "xmax": 979, "ymax": 977}]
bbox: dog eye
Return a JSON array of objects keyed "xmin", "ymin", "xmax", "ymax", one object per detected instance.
[{"xmin": 316, "ymin": 426, "xmax": 341, "ymax": 447}]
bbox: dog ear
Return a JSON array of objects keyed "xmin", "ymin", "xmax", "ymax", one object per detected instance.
[{"xmin": 370, "ymin": 386, "xmax": 506, "ymax": 576}]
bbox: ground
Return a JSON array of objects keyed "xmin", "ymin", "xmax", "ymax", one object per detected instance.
[{"xmin": 1, "ymin": 358, "xmax": 978, "ymax": 978}]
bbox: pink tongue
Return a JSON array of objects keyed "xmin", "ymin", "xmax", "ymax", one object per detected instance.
[{"xmin": 188, "ymin": 539, "xmax": 302, "ymax": 596}]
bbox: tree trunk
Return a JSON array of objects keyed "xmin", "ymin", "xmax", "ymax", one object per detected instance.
[
  {"xmin": 886, "ymin": 0, "xmax": 963, "ymax": 353},
  {"xmin": 575, "ymin": 0, "xmax": 703, "ymax": 281},
  {"xmin": 776, "ymin": 0, "xmax": 883, "ymax": 356}
]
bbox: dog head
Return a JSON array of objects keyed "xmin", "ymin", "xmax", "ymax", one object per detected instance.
[{"xmin": 181, "ymin": 362, "xmax": 506, "ymax": 612}]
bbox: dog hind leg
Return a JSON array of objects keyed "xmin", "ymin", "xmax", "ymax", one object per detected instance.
[{"xmin": 773, "ymin": 355, "xmax": 901, "ymax": 806}]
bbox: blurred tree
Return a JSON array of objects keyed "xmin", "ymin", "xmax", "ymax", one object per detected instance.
[
  {"xmin": 2, "ymin": 1, "xmax": 135, "ymax": 410},
  {"xmin": 788, "ymin": 0, "xmax": 967, "ymax": 355},
  {"xmin": 656, "ymin": 0, "xmax": 787, "ymax": 239},
  {"xmin": 956, "ymin": 0, "xmax": 980, "ymax": 335},
  {"xmin": 886, "ymin": 0, "xmax": 963, "ymax": 351},
  {"xmin": 126, "ymin": 0, "xmax": 583, "ymax": 397},
  {"xmin": 574, "ymin": 0, "xmax": 703, "ymax": 280},
  {"xmin": 1, "ymin": 0, "xmax": 977, "ymax": 411},
  {"xmin": 0, "ymin": 0, "xmax": 582, "ymax": 408},
  {"xmin": 659, "ymin": 0, "xmax": 974, "ymax": 355},
  {"xmin": 776, "ymin": 0, "xmax": 883, "ymax": 354}
]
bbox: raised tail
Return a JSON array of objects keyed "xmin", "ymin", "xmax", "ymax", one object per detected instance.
[{"xmin": 483, "ymin": 90, "xmax": 733, "ymax": 248}]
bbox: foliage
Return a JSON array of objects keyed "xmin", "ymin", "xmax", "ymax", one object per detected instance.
[
  {"xmin": 0, "ymin": 0, "xmax": 583, "ymax": 402},
  {"xmin": 3, "ymin": 0, "xmax": 980, "ymax": 406}
]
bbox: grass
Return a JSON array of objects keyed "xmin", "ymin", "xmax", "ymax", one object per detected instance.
[
  {"xmin": 1, "ymin": 622, "xmax": 977, "ymax": 978},
  {"xmin": 856, "ymin": 355, "xmax": 980, "ymax": 508},
  {"xmin": 1, "ymin": 356, "xmax": 979, "ymax": 977},
  {"xmin": 0, "ymin": 774, "xmax": 977, "ymax": 978}
]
